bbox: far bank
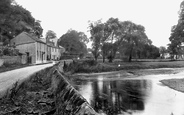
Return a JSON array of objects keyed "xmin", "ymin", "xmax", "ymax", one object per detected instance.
[{"xmin": 63, "ymin": 59, "xmax": 184, "ymax": 76}]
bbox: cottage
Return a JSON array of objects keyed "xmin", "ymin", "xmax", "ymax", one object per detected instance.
[
  {"xmin": 10, "ymin": 32, "xmax": 47, "ymax": 64},
  {"xmin": 10, "ymin": 32, "xmax": 65, "ymax": 64},
  {"xmin": 48, "ymin": 37, "xmax": 65, "ymax": 60}
]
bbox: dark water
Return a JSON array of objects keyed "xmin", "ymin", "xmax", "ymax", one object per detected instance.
[{"xmin": 73, "ymin": 73, "xmax": 184, "ymax": 115}]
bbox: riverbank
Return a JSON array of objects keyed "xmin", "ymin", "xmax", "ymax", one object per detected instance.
[
  {"xmin": 68, "ymin": 59, "xmax": 184, "ymax": 94},
  {"xmin": 76, "ymin": 60, "xmax": 184, "ymax": 72},
  {"xmin": 160, "ymin": 79, "xmax": 184, "ymax": 93},
  {"xmin": 64, "ymin": 59, "xmax": 184, "ymax": 77}
]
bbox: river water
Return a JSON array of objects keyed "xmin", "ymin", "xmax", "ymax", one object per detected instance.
[{"xmin": 73, "ymin": 70, "xmax": 184, "ymax": 115}]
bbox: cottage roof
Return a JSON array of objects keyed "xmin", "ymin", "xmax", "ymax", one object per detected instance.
[
  {"xmin": 23, "ymin": 32, "xmax": 46, "ymax": 44},
  {"xmin": 13, "ymin": 32, "xmax": 65, "ymax": 50}
]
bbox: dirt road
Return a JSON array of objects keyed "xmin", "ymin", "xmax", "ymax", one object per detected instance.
[{"xmin": 0, "ymin": 63, "xmax": 54, "ymax": 93}]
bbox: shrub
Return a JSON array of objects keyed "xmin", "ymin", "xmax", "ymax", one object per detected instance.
[
  {"xmin": 63, "ymin": 59, "xmax": 97, "ymax": 73},
  {"xmin": 82, "ymin": 59, "xmax": 97, "ymax": 66},
  {"xmin": 1, "ymin": 46, "xmax": 19, "ymax": 56}
]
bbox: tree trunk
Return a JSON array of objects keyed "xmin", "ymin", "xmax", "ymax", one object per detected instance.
[
  {"xmin": 128, "ymin": 46, "xmax": 133, "ymax": 62},
  {"xmin": 138, "ymin": 51, "xmax": 141, "ymax": 59},
  {"xmin": 95, "ymin": 56, "xmax": 98, "ymax": 61},
  {"xmin": 102, "ymin": 55, "xmax": 105, "ymax": 63},
  {"xmin": 109, "ymin": 57, "xmax": 113, "ymax": 63},
  {"xmin": 128, "ymin": 53, "xmax": 132, "ymax": 62}
]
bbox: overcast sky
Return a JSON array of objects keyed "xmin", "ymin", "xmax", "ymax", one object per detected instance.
[{"xmin": 16, "ymin": 0, "xmax": 183, "ymax": 47}]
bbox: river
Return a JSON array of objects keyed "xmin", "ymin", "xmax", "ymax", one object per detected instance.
[{"xmin": 73, "ymin": 69, "xmax": 184, "ymax": 115}]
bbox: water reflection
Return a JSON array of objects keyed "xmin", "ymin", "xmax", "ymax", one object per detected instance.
[{"xmin": 74, "ymin": 77, "xmax": 152, "ymax": 115}]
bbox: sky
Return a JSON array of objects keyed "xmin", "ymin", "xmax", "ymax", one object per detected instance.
[{"xmin": 16, "ymin": 0, "xmax": 183, "ymax": 48}]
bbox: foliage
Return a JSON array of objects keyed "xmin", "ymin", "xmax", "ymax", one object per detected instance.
[
  {"xmin": 120, "ymin": 21, "xmax": 154, "ymax": 61},
  {"xmin": 89, "ymin": 18, "xmax": 152, "ymax": 62},
  {"xmin": 0, "ymin": 46, "xmax": 19, "ymax": 56},
  {"xmin": 88, "ymin": 20, "xmax": 104, "ymax": 61},
  {"xmin": 33, "ymin": 20, "xmax": 43, "ymax": 38},
  {"xmin": 159, "ymin": 46, "xmax": 168, "ymax": 58},
  {"xmin": 58, "ymin": 29, "xmax": 88, "ymax": 58},
  {"xmin": 168, "ymin": 1, "xmax": 184, "ymax": 59},
  {"xmin": 64, "ymin": 60, "xmax": 104, "ymax": 73},
  {"xmin": 45, "ymin": 30, "xmax": 57, "ymax": 40},
  {"xmin": 0, "ymin": 0, "xmax": 43, "ymax": 45},
  {"xmin": 101, "ymin": 42, "xmax": 111, "ymax": 62},
  {"xmin": 89, "ymin": 18, "xmax": 122, "ymax": 62}
]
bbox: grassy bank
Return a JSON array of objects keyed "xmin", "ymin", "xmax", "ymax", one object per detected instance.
[
  {"xmin": 64, "ymin": 59, "xmax": 184, "ymax": 74},
  {"xmin": 160, "ymin": 79, "xmax": 184, "ymax": 93}
]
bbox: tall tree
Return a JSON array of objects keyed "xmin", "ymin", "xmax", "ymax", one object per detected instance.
[
  {"xmin": 88, "ymin": 20, "xmax": 104, "ymax": 61},
  {"xmin": 168, "ymin": 0, "xmax": 184, "ymax": 59},
  {"xmin": 104, "ymin": 18, "xmax": 122, "ymax": 62},
  {"xmin": 89, "ymin": 18, "xmax": 122, "ymax": 62},
  {"xmin": 33, "ymin": 20, "xmax": 43, "ymax": 38},
  {"xmin": 58, "ymin": 29, "xmax": 88, "ymax": 58},
  {"xmin": 119, "ymin": 21, "xmax": 150, "ymax": 62},
  {"xmin": 46, "ymin": 30, "xmax": 56, "ymax": 41}
]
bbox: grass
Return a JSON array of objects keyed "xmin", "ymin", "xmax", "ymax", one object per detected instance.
[
  {"xmin": 67, "ymin": 59, "xmax": 184, "ymax": 74},
  {"xmin": 160, "ymin": 79, "xmax": 184, "ymax": 93}
]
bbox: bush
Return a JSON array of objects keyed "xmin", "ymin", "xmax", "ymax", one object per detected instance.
[
  {"xmin": 82, "ymin": 59, "xmax": 97, "ymax": 66},
  {"xmin": 1, "ymin": 46, "xmax": 19, "ymax": 56},
  {"xmin": 63, "ymin": 59, "xmax": 97, "ymax": 73}
]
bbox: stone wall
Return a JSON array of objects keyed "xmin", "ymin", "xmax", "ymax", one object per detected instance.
[
  {"xmin": 0, "ymin": 55, "xmax": 27, "ymax": 66},
  {"xmin": 0, "ymin": 63, "xmax": 97, "ymax": 115}
]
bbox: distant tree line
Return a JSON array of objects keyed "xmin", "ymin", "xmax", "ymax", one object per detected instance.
[
  {"xmin": 0, "ymin": 0, "xmax": 162, "ymax": 61},
  {"xmin": 57, "ymin": 18, "xmax": 161, "ymax": 62},
  {"xmin": 88, "ymin": 18, "xmax": 160, "ymax": 62}
]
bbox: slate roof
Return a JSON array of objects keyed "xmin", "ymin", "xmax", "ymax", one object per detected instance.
[{"xmin": 23, "ymin": 32, "xmax": 46, "ymax": 44}]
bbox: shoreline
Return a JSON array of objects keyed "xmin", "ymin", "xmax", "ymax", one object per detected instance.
[
  {"xmin": 72, "ymin": 67, "xmax": 184, "ymax": 93},
  {"xmin": 73, "ymin": 67, "xmax": 184, "ymax": 78},
  {"xmin": 160, "ymin": 78, "xmax": 184, "ymax": 93}
]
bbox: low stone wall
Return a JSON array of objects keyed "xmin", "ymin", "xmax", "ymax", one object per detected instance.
[
  {"xmin": 0, "ymin": 55, "xmax": 27, "ymax": 66},
  {"xmin": 0, "ymin": 63, "xmax": 97, "ymax": 115}
]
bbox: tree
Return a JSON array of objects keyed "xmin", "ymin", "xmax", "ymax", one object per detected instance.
[
  {"xmin": 46, "ymin": 30, "xmax": 56, "ymax": 41},
  {"xmin": 104, "ymin": 18, "xmax": 122, "ymax": 62},
  {"xmin": 88, "ymin": 20, "xmax": 104, "ymax": 61},
  {"xmin": 0, "ymin": 0, "xmax": 43, "ymax": 45},
  {"xmin": 78, "ymin": 31, "xmax": 89, "ymax": 44},
  {"xmin": 58, "ymin": 29, "xmax": 88, "ymax": 58},
  {"xmin": 168, "ymin": 1, "xmax": 184, "ymax": 59},
  {"xmin": 89, "ymin": 18, "xmax": 122, "ymax": 62},
  {"xmin": 101, "ymin": 43, "xmax": 112, "ymax": 62},
  {"xmin": 119, "ymin": 21, "xmax": 150, "ymax": 62},
  {"xmin": 33, "ymin": 20, "xmax": 43, "ymax": 38},
  {"xmin": 159, "ymin": 46, "xmax": 167, "ymax": 59},
  {"xmin": 89, "ymin": 18, "xmax": 150, "ymax": 62}
]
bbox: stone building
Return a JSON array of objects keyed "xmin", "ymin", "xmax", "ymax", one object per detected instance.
[
  {"xmin": 10, "ymin": 32, "xmax": 65, "ymax": 64},
  {"xmin": 10, "ymin": 32, "xmax": 47, "ymax": 64}
]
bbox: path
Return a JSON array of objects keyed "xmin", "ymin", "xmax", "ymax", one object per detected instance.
[{"xmin": 0, "ymin": 63, "xmax": 54, "ymax": 93}]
